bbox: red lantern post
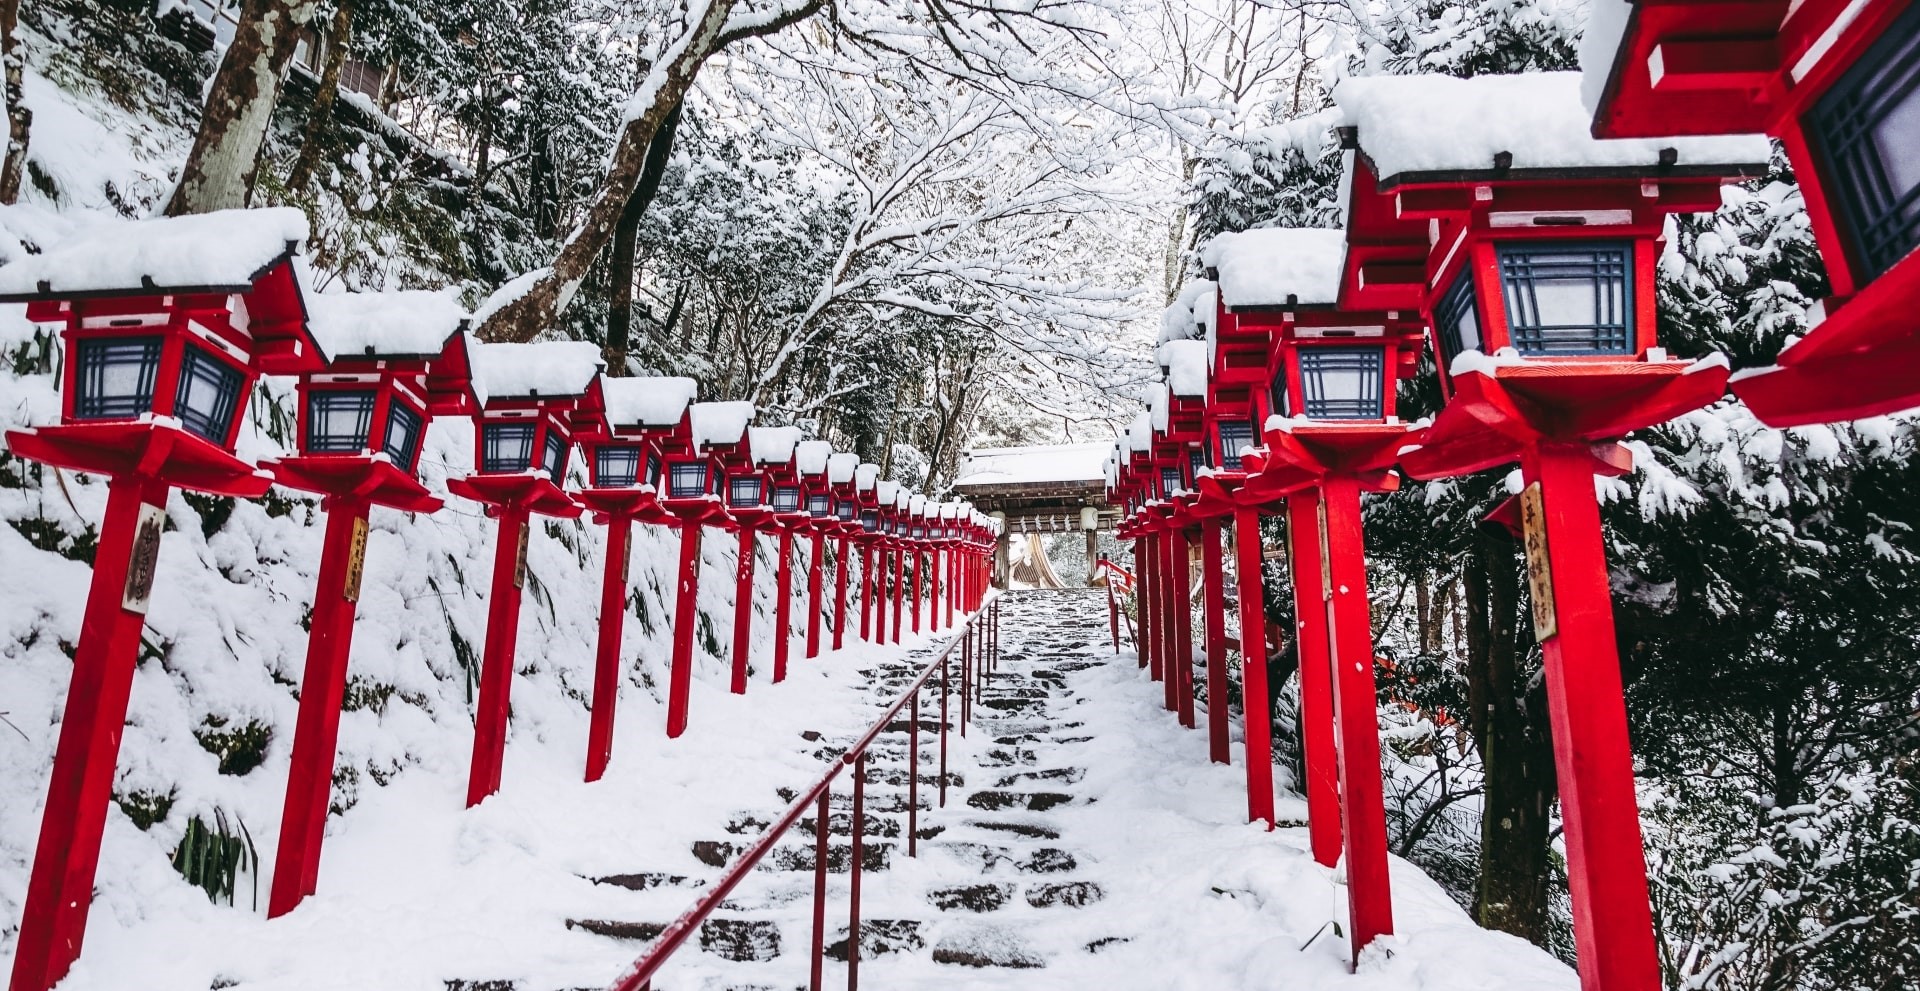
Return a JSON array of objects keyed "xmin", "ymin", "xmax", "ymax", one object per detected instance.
[
  {"xmin": 0, "ymin": 209, "xmax": 322, "ymax": 991},
  {"xmin": 853, "ymin": 464, "xmax": 882, "ymax": 640},
  {"xmin": 646, "ymin": 399, "xmax": 731, "ymax": 738},
  {"xmin": 1334, "ymin": 72, "xmax": 1765, "ymax": 989},
  {"xmin": 448, "ymin": 342, "xmax": 601, "ymax": 806},
  {"xmin": 827, "ymin": 454, "xmax": 863, "ymax": 650},
  {"xmin": 1582, "ymin": 0, "xmax": 1920, "ymax": 426},
  {"xmin": 793, "ymin": 441, "xmax": 835, "ymax": 659},
  {"xmin": 260, "ymin": 292, "xmax": 475, "ymax": 918},
  {"xmin": 576, "ymin": 375, "xmax": 697, "ymax": 776}
]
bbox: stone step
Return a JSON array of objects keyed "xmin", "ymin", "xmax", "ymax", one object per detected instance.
[
  {"xmin": 993, "ymin": 767, "xmax": 1085, "ymax": 788},
  {"xmin": 690, "ymin": 838, "xmax": 895, "ymax": 873},
  {"xmin": 823, "ymin": 918, "xmax": 927, "ymax": 961},
  {"xmin": 930, "ymin": 841, "xmax": 1078, "ymax": 874},
  {"xmin": 932, "ymin": 924, "xmax": 1046, "ymax": 969},
  {"xmin": 589, "ymin": 871, "xmax": 689, "ymax": 891},
  {"xmin": 965, "ymin": 790, "xmax": 1073, "ymax": 813}
]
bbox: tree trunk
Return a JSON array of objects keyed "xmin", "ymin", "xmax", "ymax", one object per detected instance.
[
  {"xmin": 0, "ymin": 0, "xmax": 31, "ymax": 206},
  {"xmin": 605, "ymin": 100, "xmax": 685, "ymax": 374},
  {"xmin": 166, "ymin": 0, "xmax": 322, "ymax": 216},
  {"xmin": 472, "ymin": 0, "xmax": 823, "ymax": 343},
  {"xmin": 1464, "ymin": 528, "xmax": 1558, "ymax": 946},
  {"xmin": 287, "ymin": 0, "xmax": 354, "ymax": 194}
]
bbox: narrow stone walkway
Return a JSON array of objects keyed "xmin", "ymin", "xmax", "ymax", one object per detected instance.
[{"xmin": 545, "ymin": 589, "xmax": 1577, "ymax": 991}]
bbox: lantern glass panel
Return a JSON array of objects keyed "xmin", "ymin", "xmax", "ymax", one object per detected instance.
[
  {"xmin": 1496, "ymin": 241, "xmax": 1632, "ymax": 355},
  {"xmin": 594, "ymin": 445, "xmax": 643, "ymax": 487},
  {"xmin": 1298, "ymin": 347, "xmax": 1386, "ymax": 419},
  {"xmin": 1808, "ymin": 4, "xmax": 1920, "ymax": 282},
  {"xmin": 306, "ymin": 390, "xmax": 375, "ymax": 453},
  {"xmin": 728, "ymin": 475, "xmax": 763, "ymax": 508},
  {"xmin": 669, "ymin": 462, "xmax": 708, "ymax": 498},
  {"xmin": 543, "ymin": 430, "xmax": 569, "ymax": 479},
  {"xmin": 1435, "ymin": 269, "xmax": 1482, "ymax": 363},
  {"xmin": 174, "ymin": 345, "xmax": 244, "ymax": 443},
  {"xmin": 837, "ymin": 500, "xmax": 856, "ymax": 521},
  {"xmin": 74, "ymin": 336, "xmax": 162, "ymax": 420},
  {"xmin": 646, "ymin": 452, "xmax": 662, "ymax": 488},
  {"xmin": 383, "ymin": 401, "xmax": 424, "ymax": 468},
  {"xmin": 1160, "ymin": 466, "xmax": 1183, "ymax": 496},
  {"xmin": 1189, "ymin": 446, "xmax": 1206, "ymax": 476},
  {"xmin": 1216, "ymin": 419, "xmax": 1255, "ymax": 471},
  {"xmin": 862, "ymin": 509, "xmax": 880, "ymax": 532},
  {"xmin": 773, "ymin": 486, "xmax": 802, "ymax": 512},
  {"xmin": 482, "ymin": 423, "xmax": 535, "ymax": 473},
  {"xmin": 809, "ymin": 493, "xmax": 832, "ymax": 517}
]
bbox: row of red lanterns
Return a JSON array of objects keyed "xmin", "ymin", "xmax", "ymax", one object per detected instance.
[
  {"xmin": 1107, "ymin": 12, "xmax": 1920, "ymax": 981},
  {"xmin": 0, "ymin": 208, "xmax": 1003, "ymax": 991}
]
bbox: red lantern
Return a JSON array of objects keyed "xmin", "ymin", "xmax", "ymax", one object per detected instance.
[
  {"xmin": 825, "ymin": 452, "xmax": 863, "ymax": 649},
  {"xmin": 446, "ymin": 341, "xmax": 600, "ymax": 807},
  {"xmin": 574, "ymin": 375, "xmax": 695, "ymax": 777},
  {"xmin": 792, "ymin": 440, "xmax": 835, "ymax": 659},
  {"xmin": 1334, "ymin": 70, "xmax": 1766, "ymax": 989},
  {"xmin": 748, "ymin": 425, "xmax": 804, "ymax": 684},
  {"xmin": 1582, "ymin": 0, "xmax": 1920, "ymax": 425},
  {"xmin": 259, "ymin": 290, "xmax": 474, "ymax": 920},
  {"xmin": 0, "ymin": 209, "xmax": 324, "ymax": 991},
  {"xmin": 690, "ymin": 402, "xmax": 761, "ymax": 696}
]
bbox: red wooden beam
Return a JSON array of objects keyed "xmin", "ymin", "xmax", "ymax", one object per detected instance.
[
  {"xmin": 1201, "ymin": 517, "xmax": 1230, "ymax": 763},
  {"xmin": 585, "ymin": 514, "xmax": 632, "ymax": 784},
  {"xmin": 731, "ymin": 527, "xmax": 756, "ymax": 695},
  {"xmin": 667, "ymin": 523, "xmax": 704, "ymax": 738},
  {"xmin": 469, "ymin": 507, "xmax": 531, "ymax": 806},
  {"xmin": 805, "ymin": 530, "xmax": 826, "ymax": 659},
  {"xmin": 1285, "ymin": 492, "xmax": 1343, "ymax": 870},
  {"xmin": 1233, "ymin": 508, "xmax": 1275, "ymax": 827},
  {"xmin": 773, "ymin": 528, "xmax": 794, "ymax": 683}
]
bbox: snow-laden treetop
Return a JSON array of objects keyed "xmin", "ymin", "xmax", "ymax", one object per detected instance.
[
  {"xmin": 1201, "ymin": 228, "xmax": 1345, "ymax": 309},
  {"xmin": 1160, "ymin": 280, "xmax": 1216, "ymax": 344},
  {"xmin": 303, "ymin": 287, "xmax": 468, "ymax": 362},
  {"xmin": 0, "ymin": 207, "xmax": 308, "ymax": 297},
  {"xmin": 749, "ymin": 425, "xmax": 804, "ymax": 466},
  {"xmin": 602, "ymin": 376, "xmax": 698, "ymax": 429},
  {"xmin": 472, "ymin": 341, "xmax": 603, "ymax": 400},
  {"xmin": 690, "ymin": 401, "xmax": 755, "ymax": 451},
  {"xmin": 796, "ymin": 440, "xmax": 834, "ymax": 476},
  {"xmin": 1163, "ymin": 340, "xmax": 1209, "ymax": 399},
  {"xmin": 953, "ymin": 442, "xmax": 1111, "ymax": 488},
  {"xmin": 1333, "ymin": 72, "xmax": 1769, "ymax": 182}
]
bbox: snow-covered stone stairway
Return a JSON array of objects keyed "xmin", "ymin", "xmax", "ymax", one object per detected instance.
[{"xmin": 516, "ymin": 589, "xmax": 1578, "ymax": 991}]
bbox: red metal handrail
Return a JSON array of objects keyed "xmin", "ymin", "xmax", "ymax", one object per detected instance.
[{"xmin": 604, "ymin": 597, "xmax": 1002, "ymax": 991}]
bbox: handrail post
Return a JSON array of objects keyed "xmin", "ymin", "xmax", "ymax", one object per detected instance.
[
  {"xmin": 960, "ymin": 623, "xmax": 971, "ymax": 736},
  {"xmin": 939, "ymin": 657, "xmax": 950, "ymax": 808},
  {"xmin": 810, "ymin": 790, "xmax": 829, "ymax": 991},
  {"xmin": 908, "ymin": 690, "xmax": 920, "ymax": 857},
  {"xmin": 848, "ymin": 753, "xmax": 867, "ymax": 991}
]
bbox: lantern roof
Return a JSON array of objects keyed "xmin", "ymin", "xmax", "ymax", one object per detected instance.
[
  {"xmin": 749, "ymin": 425, "xmax": 804, "ymax": 466},
  {"xmin": 0, "ymin": 207, "xmax": 309, "ymax": 299},
  {"xmin": 795, "ymin": 440, "xmax": 833, "ymax": 477},
  {"xmin": 472, "ymin": 341, "xmax": 603, "ymax": 401},
  {"xmin": 690, "ymin": 401, "xmax": 755, "ymax": 451},
  {"xmin": 603, "ymin": 375, "xmax": 698, "ymax": 430},
  {"xmin": 829, "ymin": 452, "xmax": 861, "ymax": 485},
  {"xmin": 304, "ymin": 287, "xmax": 469, "ymax": 362},
  {"xmin": 1125, "ymin": 412, "xmax": 1153, "ymax": 453},
  {"xmin": 1163, "ymin": 339, "xmax": 1208, "ymax": 399},
  {"xmin": 855, "ymin": 462, "xmax": 881, "ymax": 491},
  {"xmin": 1200, "ymin": 228, "xmax": 1345, "ymax": 310},
  {"xmin": 896, "ymin": 489, "xmax": 913, "ymax": 511},
  {"xmin": 1148, "ymin": 383, "xmax": 1172, "ymax": 431},
  {"xmin": 876, "ymin": 480, "xmax": 900, "ymax": 503},
  {"xmin": 910, "ymin": 493, "xmax": 927, "ymax": 514},
  {"xmin": 1160, "ymin": 280, "xmax": 1215, "ymax": 343},
  {"xmin": 1331, "ymin": 72, "xmax": 1770, "ymax": 188}
]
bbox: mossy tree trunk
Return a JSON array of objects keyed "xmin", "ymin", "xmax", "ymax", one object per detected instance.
[{"xmin": 165, "ymin": 0, "xmax": 321, "ymax": 216}]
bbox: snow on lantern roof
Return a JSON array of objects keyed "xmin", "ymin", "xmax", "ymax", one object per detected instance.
[
  {"xmin": 1148, "ymin": 382, "xmax": 1172, "ymax": 431},
  {"xmin": 690, "ymin": 401, "xmax": 755, "ymax": 451},
  {"xmin": 876, "ymin": 480, "xmax": 900, "ymax": 503},
  {"xmin": 829, "ymin": 452, "xmax": 861, "ymax": 485},
  {"xmin": 603, "ymin": 376, "xmax": 698, "ymax": 428},
  {"xmin": 952, "ymin": 442, "xmax": 1110, "ymax": 488},
  {"xmin": 472, "ymin": 340, "xmax": 603, "ymax": 400},
  {"xmin": 0, "ymin": 207, "xmax": 309, "ymax": 299},
  {"xmin": 855, "ymin": 462, "xmax": 880, "ymax": 491},
  {"xmin": 749, "ymin": 425, "xmax": 804, "ymax": 466},
  {"xmin": 1332, "ymin": 72, "xmax": 1769, "ymax": 185},
  {"xmin": 895, "ymin": 489, "xmax": 913, "ymax": 511},
  {"xmin": 304, "ymin": 287, "xmax": 468, "ymax": 361},
  {"xmin": 1126, "ymin": 412, "xmax": 1153, "ymax": 453},
  {"xmin": 1164, "ymin": 339, "xmax": 1209, "ymax": 399},
  {"xmin": 796, "ymin": 440, "xmax": 833, "ymax": 476},
  {"xmin": 910, "ymin": 493, "xmax": 926, "ymax": 514},
  {"xmin": 1576, "ymin": 0, "xmax": 1636, "ymax": 115},
  {"xmin": 1159, "ymin": 279, "xmax": 1216, "ymax": 344},
  {"xmin": 1201, "ymin": 228, "xmax": 1345, "ymax": 309}
]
